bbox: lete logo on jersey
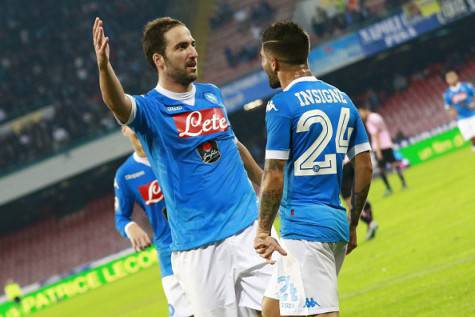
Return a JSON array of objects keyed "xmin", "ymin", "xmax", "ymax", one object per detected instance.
[
  {"xmin": 173, "ymin": 108, "xmax": 229, "ymax": 138},
  {"xmin": 139, "ymin": 180, "xmax": 164, "ymax": 205}
]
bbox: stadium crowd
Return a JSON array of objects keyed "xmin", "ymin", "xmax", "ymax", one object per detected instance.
[
  {"xmin": 0, "ymin": 0, "xmax": 471, "ymax": 174},
  {"xmin": 0, "ymin": 0, "xmax": 168, "ymax": 173}
]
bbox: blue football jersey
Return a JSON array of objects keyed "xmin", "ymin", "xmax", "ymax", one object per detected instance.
[
  {"xmin": 114, "ymin": 153, "xmax": 173, "ymax": 277},
  {"xmin": 265, "ymin": 77, "xmax": 371, "ymax": 243},
  {"xmin": 125, "ymin": 83, "xmax": 257, "ymax": 251},
  {"xmin": 444, "ymin": 82, "xmax": 475, "ymax": 120}
]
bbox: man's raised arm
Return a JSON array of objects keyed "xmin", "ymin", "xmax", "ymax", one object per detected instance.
[{"xmin": 93, "ymin": 17, "xmax": 132, "ymax": 124}]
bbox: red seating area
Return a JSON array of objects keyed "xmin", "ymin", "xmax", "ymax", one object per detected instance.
[
  {"xmin": 378, "ymin": 61, "xmax": 475, "ymax": 138},
  {"xmin": 203, "ymin": 0, "xmax": 296, "ymax": 84},
  {"xmin": 0, "ymin": 194, "xmax": 149, "ymax": 287}
]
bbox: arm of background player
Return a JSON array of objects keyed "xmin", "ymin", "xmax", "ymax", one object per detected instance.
[
  {"xmin": 114, "ymin": 179, "xmax": 151, "ymax": 251},
  {"xmin": 236, "ymin": 140, "xmax": 263, "ymax": 187},
  {"xmin": 93, "ymin": 17, "xmax": 132, "ymax": 123},
  {"xmin": 347, "ymin": 151, "xmax": 373, "ymax": 255},
  {"xmin": 254, "ymin": 159, "xmax": 287, "ymax": 261},
  {"xmin": 114, "ymin": 177, "xmax": 135, "ymax": 238},
  {"xmin": 443, "ymin": 94, "xmax": 458, "ymax": 120}
]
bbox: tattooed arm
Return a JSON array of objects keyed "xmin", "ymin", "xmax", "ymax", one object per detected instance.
[
  {"xmin": 254, "ymin": 159, "xmax": 288, "ymax": 261},
  {"xmin": 347, "ymin": 151, "xmax": 373, "ymax": 254}
]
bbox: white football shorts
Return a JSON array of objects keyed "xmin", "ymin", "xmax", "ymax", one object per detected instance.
[
  {"xmin": 162, "ymin": 274, "xmax": 193, "ymax": 317},
  {"xmin": 171, "ymin": 221, "xmax": 277, "ymax": 317},
  {"xmin": 264, "ymin": 239, "xmax": 347, "ymax": 316},
  {"xmin": 457, "ymin": 115, "xmax": 475, "ymax": 140}
]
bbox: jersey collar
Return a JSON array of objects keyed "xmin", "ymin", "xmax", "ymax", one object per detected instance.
[
  {"xmin": 449, "ymin": 82, "xmax": 461, "ymax": 92},
  {"xmin": 155, "ymin": 83, "xmax": 196, "ymax": 106},
  {"xmin": 283, "ymin": 76, "xmax": 318, "ymax": 92},
  {"xmin": 133, "ymin": 152, "xmax": 151, "ymax": 167}
]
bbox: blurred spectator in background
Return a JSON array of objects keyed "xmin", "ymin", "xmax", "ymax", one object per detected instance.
[{"xmin": 4, "ymin": 279, "xmax": 22, "ymax": 305}]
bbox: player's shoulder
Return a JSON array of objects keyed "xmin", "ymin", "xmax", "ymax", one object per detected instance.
[
  {"xmin": 195, "ymin": 82, "xmax": 222, "ymax": 96},
  {"xmin": 195, "ymin": 82, "xmax": 225, "ymax": 104},
  {"xmin": 266, "ymin": 91, "xmax": 292, "ymax": 115},
  {"xmin": 462, "ymin": 81, "xmax": 474, "ymax": 89},
  {"xmin": 115, "ymin": 155, "xmax": 136, "ymax": 180}
]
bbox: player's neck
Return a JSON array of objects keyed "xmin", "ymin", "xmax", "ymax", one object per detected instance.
[
  {"xmin": 158, "ymin": 76, "xmax": 193, "ymax": 93},
  {"xmin": 134, "ymin": 149, "xmax": 146, "ymax": 158},
  {"xmin": 279, "ymin": 66, "xmax": 313, "ymax": 90}
]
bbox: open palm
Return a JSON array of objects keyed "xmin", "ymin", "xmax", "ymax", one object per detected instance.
[{"xmin": 92, "ymin": 17, "xmax": 110, "ymax": 70}]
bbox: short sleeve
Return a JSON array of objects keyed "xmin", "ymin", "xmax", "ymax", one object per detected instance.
[
  {"xmin": 466, "ymin": 83, "xmax": 475, "ymax": 98},
  {"xmin": 443, "ymin": 92, "xmax": 452, "ymax": 109},
  {"xmin": 265, "ymin": 99, "xmax": 292, "ymax": 160},
  {"xmin": 347, "ymin": 108, "xmax": 371, "ymax": 160},
  {"xmin": 124, "ymin": 94, "xmax": 151, "ymax": 134},
  {"xmin": 114, "ymin": 173, "xmax": 135, "ymax": 238}
]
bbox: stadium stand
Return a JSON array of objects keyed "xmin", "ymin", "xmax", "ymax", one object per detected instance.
[
  {"xmin": 0, "ymin": 193, "xmax": 149, "ymax": 287},
  {"xmin": 0, "ymin": 0, "xmax": 413, "ymax": 175},
  {"xmin": 0, "ymin": 0, "xmax": 170, "ymax": 174}
]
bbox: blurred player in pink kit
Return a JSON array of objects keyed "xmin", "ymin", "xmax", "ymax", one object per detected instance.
[{"xmin": 359, "ymin": 105, "xmax": 407, "ymax": 196}]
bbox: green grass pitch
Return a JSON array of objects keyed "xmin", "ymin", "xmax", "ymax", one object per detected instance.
[{"xmin": 34, "ymin": 148, "xmax": 475, "ymax": 316}]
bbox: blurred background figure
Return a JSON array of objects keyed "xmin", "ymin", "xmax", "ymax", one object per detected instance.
[
  {"xmin": 443, "ymin": 70, "xmax": 475, "ymax": 152},
  {"xmin": 4, "ymin": 280, "xmax": 22, "ymax": 306},
  {"xmin": 359, "ymin": 105, "xmax": 408, "ymax": 196}
]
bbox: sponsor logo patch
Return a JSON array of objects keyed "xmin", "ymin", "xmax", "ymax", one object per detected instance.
[
  {"xmin": 173, "ymin": 108, "xmax": 229, "ymax": 138},
  {"xmin": 139, "ymin": 180, "xmax": 164, "ymax": 205}
]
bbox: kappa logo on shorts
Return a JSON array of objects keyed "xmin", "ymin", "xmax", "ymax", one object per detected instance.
[{"xmin": 303, "ymin": 297, "xmax": 319, "ymax": 308}]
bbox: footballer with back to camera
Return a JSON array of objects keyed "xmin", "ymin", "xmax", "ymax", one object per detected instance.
[{"xmin": 253, "ymin": 21, "xmax": 373, "ymax": 317}]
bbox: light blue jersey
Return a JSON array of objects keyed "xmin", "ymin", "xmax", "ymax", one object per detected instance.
[
  {"xmin": 265, "ymin": 77, "xmax": 371, "ymax": 242},
  {"xmin": 114, "ymin": 153, "xmax": 173, "ymax": 277},
  {"xmin": 444, "ymin": 82, "xmax": 475, "ymax": 120},
  {"xmin": 126, "ymin": 83, "xmax": 257, "ymax": 251}
]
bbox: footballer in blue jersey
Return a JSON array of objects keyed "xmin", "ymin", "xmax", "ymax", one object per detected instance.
[
  {"xmin": 444, "ymin": 71, "xmax": 475, "ymax": 152},
  {"xmin": 94, "ymin": 17, "xmax": 271, "ymax": 317},
  {"xmin": 253, "ymin": 22, "xmax": 373, "ymax": 317},
  {"xmin": 114, "ymin": 127, "xmax": 192, "ymax": 317}
]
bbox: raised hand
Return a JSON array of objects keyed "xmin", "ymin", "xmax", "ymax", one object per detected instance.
[{"xmin": 92, "ymin": 17, "xmax": 110, "ymax": 70}]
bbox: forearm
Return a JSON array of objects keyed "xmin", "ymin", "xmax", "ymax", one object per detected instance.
[
  {"xmin": 115, "ymin": 216, "xmax": 132, "ymax": 238},
  {"xmin": 350, "ymin": 152, "xmax": 373, "ymax": 227},
  {"xmin": 237, "ymin": 141, "xmax": 263, "ymax": 186},
  {"xmin": 99, "ymin": 63, "xmax": 131, "ymax": 123},
  {"xmin": 257, "ymin": 159, "xmax": 285, "ymax": 234},
  {"xmin": 258, "ymin": 181, "xmax": 282, "ymax": 234}
]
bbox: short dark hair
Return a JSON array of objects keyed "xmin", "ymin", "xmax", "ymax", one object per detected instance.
[
  {"xmin": 261, "ymin": 21, "xmax": 310, "ymax": 65},
  {"xmin": 143, "ymin": 17, "xmax": 185, "ymax": 67}
]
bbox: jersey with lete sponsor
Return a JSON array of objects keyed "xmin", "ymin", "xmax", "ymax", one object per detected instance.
[
  {"xmin": 265, "ymin": 77, "xmax": 371, "ymax": 242},
  {"xmin": 114, "ymin": 153, "xmax": 173, "ymax": 277},
  {"xmin": 126, "ymin": 83, "xmax": 257, "ymax": 251},
  {"xmin": 444, "ymin": 82, "xmax": 475, "ymax": 120}
]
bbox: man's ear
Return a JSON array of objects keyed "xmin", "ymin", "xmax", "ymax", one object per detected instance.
[
  {"xmin": 153, "ymin": 52, "xmax": 165, "ymax": 69},
  {"xmin": 271, "ymin": 56, "xmax": 280, "ymax": 72}
]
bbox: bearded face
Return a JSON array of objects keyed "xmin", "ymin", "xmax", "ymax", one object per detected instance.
[{"xmin": 260, "ymin": 47, "xmax": 281, "ymax": 89}]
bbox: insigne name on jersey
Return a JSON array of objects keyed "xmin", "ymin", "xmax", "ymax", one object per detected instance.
[
  {"xmin": 125, "ymin": 171, "xmax": 145, "ymax": 180},
  {"xmin": 173, "ymin": 108, "xmax": 229, "ymax": 138}
]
